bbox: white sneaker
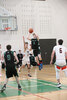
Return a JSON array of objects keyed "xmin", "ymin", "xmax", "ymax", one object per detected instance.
[{"xmin": 57, "ymin": 83, "xmax": 61, "ymax": 88}]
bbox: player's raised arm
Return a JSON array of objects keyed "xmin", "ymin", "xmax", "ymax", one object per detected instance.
[
  {"xmin": 27, "ymin": 33, "xmax": 31, "ymax": 41},
  {"xmin": 50, "ymin": 50, "xmax": 55, "ymax": 64},
  {"xmin": 36, "ymin": 34, "xmax": 39, "ymax": 41},
  {"xmin": 27, "ymin": 28, "xmax": 33, "ymax": 41},
  {"xmin": 23, "ymin": 36, "xmax": 26, "ymax": 49}
]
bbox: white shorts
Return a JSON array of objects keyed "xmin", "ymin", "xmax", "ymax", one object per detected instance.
[
  {"xmin": 55, "ymin": 60, "xmax": 66, "ymax": 66},
  {"xmin": 22, "ymin": 58, "xmax": 30, "ymax": 65}
]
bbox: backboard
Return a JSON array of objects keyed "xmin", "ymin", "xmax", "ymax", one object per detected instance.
[{"xmin": 0, "ymin": 16, "xmax": 18, "ymax": 31}]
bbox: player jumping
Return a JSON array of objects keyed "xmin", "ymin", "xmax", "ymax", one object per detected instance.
[{"xmin": 27, "ymin": 33, "xmax": 43, "ymax": 70}]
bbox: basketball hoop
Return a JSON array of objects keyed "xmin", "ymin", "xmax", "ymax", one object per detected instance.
[{"xmin": 4, "ymin": 27, "xmax": 11, "ymax": 31}]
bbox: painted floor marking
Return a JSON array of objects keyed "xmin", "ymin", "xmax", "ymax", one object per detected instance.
[
  {"xmin": 0, "ymin": 79, "xmax": 67, "ymax": 99},
  {"xmin": 30, "ymin": 79, "xmax": 67, "ymax": 90},
  {"xmin": 7, "ymin": 84, "xmax": 51, "ymax": 100}
]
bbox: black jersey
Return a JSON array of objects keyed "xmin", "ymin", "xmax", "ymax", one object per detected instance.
[
  {"xmin": 17, "ymin": 54, "xmax": 23, "ymax": 61},
  {"xmin": 29, "ymin": 55, "xmax": 37, "ymax": 66},
  {"xmin": 4, "ymin": 51, "xmax": 14, "ymax": 65},
  {"xmin": 31, "ymin": 38, "xmax": 39, "ymax": 49}
]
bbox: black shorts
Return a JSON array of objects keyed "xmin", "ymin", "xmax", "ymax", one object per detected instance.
[
  {"xmin": 17, "ymin": 60, "xmax": 22, "ymax": 68},
  {"xmin": 18, "ymin": 60, "xmax": 22, "ymax": 66},
  {"xmin": 6, "ymin": 64, "xmax": 18, "ymax": 78},
  {"xmin": 33, "ymin": 48, "xmax": 41, "ymax": 57}
]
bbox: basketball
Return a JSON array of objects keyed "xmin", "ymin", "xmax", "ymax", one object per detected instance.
[{"xmin": 29, "ymin": 28, "xmax": 33, "ymax": 33}]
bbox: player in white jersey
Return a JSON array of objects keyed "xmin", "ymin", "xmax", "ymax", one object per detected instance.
[
  {"xmin": 0, "ymin": 44, "xmax": 2, "ymax": 76},
  {"xmin": 50, "ymin": 39, "xmax": 67, "ymax": 88},
  {"xmin": 22, "ymin": 36, "xmax": 32, "ymax": 77}
]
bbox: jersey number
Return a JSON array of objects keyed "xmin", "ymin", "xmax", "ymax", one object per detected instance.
[
  {"xmin": 7, "ymin": 55, "xmax": 11, "ymax": 60},
  {"xmin": 59, "ymin": 48, "xmax": 62, "ymax": 53}
]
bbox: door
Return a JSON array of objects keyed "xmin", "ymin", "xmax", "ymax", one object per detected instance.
[{"xmin": 39, "ymin": 39, "xmax": 56, "ymax": 65}]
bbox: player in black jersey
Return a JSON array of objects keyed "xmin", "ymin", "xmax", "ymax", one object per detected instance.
[
  {"xmin": 17, "ymin": 50, "xmax": 23, "ymax": 66},
  {"xmin": 27, "ymin": 33, "xmax": 43, "ymax": 70},
  {"xmin": 1, "ymin": 45, "xmax": 22, "ymax": 92},
  {"xmin": 17, "ymin": 50, "xmax": 23, "ymax": 72}
]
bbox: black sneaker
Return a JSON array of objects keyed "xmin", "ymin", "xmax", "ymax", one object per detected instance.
[
  {"xmin": 28, "ymin": 74, "xmax": 32, "ymax": 77},
  {"xmin": 1, "ymin": 85, "xmax": 6, "ymax": 92},
  {"xmin": 18, "ymin": 85, "xmax": 22, "ymax": 90}
]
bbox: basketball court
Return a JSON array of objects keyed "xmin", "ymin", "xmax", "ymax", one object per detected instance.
[
  {"xmin": 0, "ymin": 66, "xmax": 67, "ymax": 100},
  {"xmin": 0, "ymin": 0, "xmax": 67, "ymax": 100}
]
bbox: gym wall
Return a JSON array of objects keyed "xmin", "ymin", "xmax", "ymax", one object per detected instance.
[{"xmin": 0, "ymin": 0, "xmax": 67, "ymax": 53}]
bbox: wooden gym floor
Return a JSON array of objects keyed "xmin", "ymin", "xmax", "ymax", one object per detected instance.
[{"xmin": 0, "ymin": 65, "xmax": 67, "ymax": 100}]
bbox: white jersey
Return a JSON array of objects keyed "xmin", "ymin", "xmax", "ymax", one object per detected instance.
[
  {"xmin": 23, "ymin": 48, "xmax": 30, "ymax": 65},
  {"xmin": 29, "ymin": 50, "xmax": 33, "ymax": 55},
  {"xmin": 23, "ymin": 49, "xmax": 30, "ymax": 60},
  {"xmin": 53, "ymin": 45, "xmax": 67, "ymax": 66}
]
